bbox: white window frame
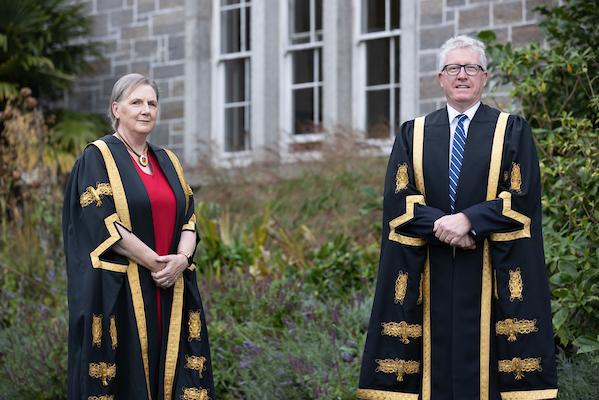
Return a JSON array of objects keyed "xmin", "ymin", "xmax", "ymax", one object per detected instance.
[
  {"xmin": 280, "ymin": 0, "xmax": 325, "ymax": 162},
  {"xmin": 212, "ymin": 0, "xmax": 253, "ymax": 166}
]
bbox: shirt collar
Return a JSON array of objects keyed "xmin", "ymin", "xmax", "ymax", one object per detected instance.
[{"xmin": 447, "ymin": 101, "xmax": 481, "ymax": 123}]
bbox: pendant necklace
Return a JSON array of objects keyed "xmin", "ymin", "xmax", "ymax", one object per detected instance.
[{"xmin": 116, "ymin": 132, "xmax": 149, "ymax": 167}]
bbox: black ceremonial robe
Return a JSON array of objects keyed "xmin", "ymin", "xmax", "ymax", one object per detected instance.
[
  {"xmin": 357, "ymin": 104, "xmax": 557, "ymax": 400},
  {"xmin": 63, "ymin": 135, "xmax": 214, "ymax": 400}
]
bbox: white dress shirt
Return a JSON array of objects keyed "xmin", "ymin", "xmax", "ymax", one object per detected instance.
[{"xmin": 447, "ymin": 101, "xmax": 481, "ymax": 168}]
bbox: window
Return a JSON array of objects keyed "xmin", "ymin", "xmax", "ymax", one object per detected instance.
[
  {"xmin": 360, "ymin": 0, "xmax": 401, "ymax": 139},
  {"xmin": 220, "ymin": 0, "xmax": 251, "ymax": 152},
  {"xmin": 288, "ymin": 0, "xmax": 323, "ymax": 135}
]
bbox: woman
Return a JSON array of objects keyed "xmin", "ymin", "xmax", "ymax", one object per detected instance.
[{"xmin": 63, "ymin": 73, "xmax": 214, "ymax": 400}]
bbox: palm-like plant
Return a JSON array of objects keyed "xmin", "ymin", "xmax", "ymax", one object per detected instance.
[{"xmin": 0, "ymin": 0, "xmax": 99, "ymax": 101}]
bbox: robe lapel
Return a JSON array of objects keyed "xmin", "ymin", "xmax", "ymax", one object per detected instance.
[{"xmin": 423, "ymin": 108, "xmax": 451, "ymax": 213}]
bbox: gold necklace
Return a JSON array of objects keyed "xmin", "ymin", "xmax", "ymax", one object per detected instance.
[{"xmin": 116, "ymin": 132, "xmax": 149, "ymax": 167}]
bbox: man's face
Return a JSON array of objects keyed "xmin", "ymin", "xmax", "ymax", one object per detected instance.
[{"xmin": 437, "ymin": 47, "xmax": 488, "ymax": 112}]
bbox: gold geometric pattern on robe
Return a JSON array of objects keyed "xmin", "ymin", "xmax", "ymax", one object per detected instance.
[
  {"xmin": 182, "ymin": 387, "xmax": 210, "ymax": 400},
  {"xmin": 80, "ymin": 183, "xmax": 113, "ymax": 207},
  {"xmin": 381, "ymin": 321, "xmax": 422, "ymax": 344},
  {"xmin": 188, "ymin": 310, "xmax": 202, "ymax": 341},
  {"xmin": 510, "ymin": 162, "xmax": 522, "ymax": 192},
  {"xmin": 109, "ymin": 315, "xmax": 117, "ymax": 349},
  {"xmin": 395, "ymin": 163, "xmax": 409, "ymax": 193},
  {"xmin": 375, "ymin": 359, "xmax": 420, "ymax": 382},
  {"xmin": 88, "ymin": 396, "xmax": 114, "ymax": 400},
  {"xmin": 88, "ymin": 362, "xmax": 116, "ymax": 386},
  {"xmin": 92, "ymin": 314, "xmax": 102, "ymax": 348},
  {"xmin": 498, "ymin": 357, "xmax": 542, "ymax": 380},
  {"xmin": 496, "ymin": 318, "xmax": 538, "ymax": 342},
  {"xmin": 394, "ymin": 271, "xmax": 408, "ymax": 305},
  {"xmin": 185, "ymin": 355, "xmax": 207, "ymax": 378},
  {"xmin": 508, "ymin": 268, "xmax": 524, "ymax": 302}
]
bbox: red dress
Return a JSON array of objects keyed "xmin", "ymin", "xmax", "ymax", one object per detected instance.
[{"xmin": 132, "ymin": 150, "xmax": 176, "ymax": 343}]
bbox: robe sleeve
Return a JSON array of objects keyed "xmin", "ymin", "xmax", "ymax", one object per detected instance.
[
  {"xmin": 461, "ymin": 116, "xmax": 538, "ymax": 241},
  {"xmin": 384, "ymin": 121, "xmax": 445, "ymax": 246},
  {"xmin": 62, "ymin": 145, "xmax": 127, "ymax": 399}
]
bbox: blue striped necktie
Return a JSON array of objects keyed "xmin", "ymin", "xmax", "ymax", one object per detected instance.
[{"xmin": 449, "ymin": 114, "xmax": 468, "ymax": 212}]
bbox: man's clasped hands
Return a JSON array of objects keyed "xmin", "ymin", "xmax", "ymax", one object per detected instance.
[{"xmin": 433, "ymin": 212, "xmax": 475, "ymax": 250}]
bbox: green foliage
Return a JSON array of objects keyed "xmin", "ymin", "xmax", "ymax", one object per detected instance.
[
  {"xmin": 479, "ymin": 0, "xmax": 599, "ymax": 356},
  {"xmin": 0, "ymin": 0, "xmax": 99, "ymax": 101},
  {"xmin": 556, "ymin": 351, "xmax": 599, "ymax": 399}
]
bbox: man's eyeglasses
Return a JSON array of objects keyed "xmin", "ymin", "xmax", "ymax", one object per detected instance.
[{"xmin": 442, "ymin": 64, "xmax": 485, "ymax": 76}]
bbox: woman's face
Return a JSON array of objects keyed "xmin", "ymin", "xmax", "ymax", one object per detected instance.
[{"xmin": 112, "ymin": 84, "xmax": 158, "ymax": 136}]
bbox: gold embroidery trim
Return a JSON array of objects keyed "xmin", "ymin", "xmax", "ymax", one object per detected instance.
[
  {"xmin": 88, "ymin": 362, "xmax": 116, "ymax": 386},
  {"xmin": 510, "ymin": 163, "xmax": 522, "ymax": 192},
  {"xmin": 164, "ymin": 276, "xmax": 185, "ymax": 400},
  {"xmin": 185, "ymin": 355, "xmax": 207, "ymax": 378},
  {"xmin": 109, "ymin": 315, "xmax": 117, "ymax": 349},
  {"xmin": 394, "ymin": 271, "xmax": 408, "ymax": 305},
  {"xmin": 508, "ymin": 268, "xmax": 524, "ymax": 301},
  {"xmin": 357, "ymin": 388, "xmax": 419, "ymax": 400},
  {"xmin": 381, "ymin": 321, "xmax": 422, "ymax": 344},
  {"xmin": 164, "ymin": 148, "xmax": 192, "ymax": 215},
  {"xmin": 182, "ymin": 387, "xmax": 210, "ymax": 400},
  {"xmin": 92, "ymin": 314, "xmax": 102, "ymax": 348},
  {"xmin": 188, "ymin": 310, "xmax": 202, "ymax": 341},
  {"xmin": 500, "ymin": 388, "xmax": 558, "ymax": 400},
  {"xmin": 489, "ymin": 191, "xmax": 531, "ymax": 242},
  {"xmin": 183, "ymin": 213, "xmax": 196, "ymax": 231},
  {"xmin": 88, "ymin": 396, "xmax": 114, "ymax": 400},
  {"xmin": 496, "ymin": 319, "xmax": 537, "ymax": 342},
  {"xmin": 395, "ymin": 163, "xmax": 409, "ymax": 193},
  {"xmin": 413, "ymin": 116, "xmax": 425, "ymax": 195},
  {"xmin": 417, "ymin": 273, "xmax": 423, "ymax": 305},
  {"xmin": 498, "ymin": 357, "xmax": 542, "ymax": 380},
  {"xmin": 389, "ymin": 195, "xmax": 426, "ymax": 246},
  {"xmin": 80, "ymin": 183, "xmax": 113, "ymax": 207},
  {"xmin": 92, "ymin": 140, "xmax": 151, "ymax": 400},
  {"xmin": 89, "ymin": 213, "xmax": 128, "ymax": 273},
  {"xmin": 375, "ymin": 359, "xmax": 420, "ymax": 382}
]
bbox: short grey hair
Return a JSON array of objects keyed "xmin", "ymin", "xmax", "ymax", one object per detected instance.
[
  {"xmin": 438, "ymin": 35, "xmax": 487, "ymax": 72},
  {"xmin": 108, "ymin": 73, "xmax": 159, "ymax": 131}
]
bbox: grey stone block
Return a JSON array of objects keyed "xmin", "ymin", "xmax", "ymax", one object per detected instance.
[
  {"xmin": 121, "ymin": 25, "xmax": 149, "ymax": 39},
  {"xmin": 420, "ymin": 53, "xmax": 438, "ymax": 73},
  {"xmin": 97, "ymin": 0, "xmax": 124, "ymax": 11},
  {"xmin": 159, "ymin": 0, "xmax": 184, "ymax": 8},
  {"xmin": 494, "ymin": 1, "xmax": 523, "ymax": 26},
  {"xmin": 419, "ymin": 101, "xmax": 438, "ymax": 115},
  {"xmin": 420, "ymin": 75, "xmax": 443, "ymax": 100},
  {"xmin": 138, "ymin": 0, "xmax": 156, "ymax": 14},
  {"xmin": 159, "ymin": 99, "xmax": 184, "ymax": 119},
  {"xmin": 446, "ymin": 10, "xmax": 454, "ymax": 22},
  {"xmin": 152, "ymin": 10, "xmax": 185, "ymax": 35},
  {"xmin": 156, "ymin": 80, "xmax": 170, "ymax": 99},
  {"xmin": 134, "ymin": 39, "xmax": 158, "ymax": 57},
  {"xmin": 421, "ymin": 13, "xmax": 443, "ymax": 26},
  {"xmin": 446, "ymin": 0, "xmax": 465, "ymax": 6},
  {"xmin": 171, "ymin": 79, "xmax": 184, "ymax": 97},
  {"xmin": 168, "ymin": 35, "xmax": 185, "ymax": 61},
  {"xmin": 420, "ymin": 25, "xmax": 455, "ymax": 50},
  {"xmin": 92, "ymin": 13, "xmax": 110, "ymax": 37},
  {"xmin": 110, "ymin": 8, "xmax": 133, "ymax": 28},
  {"xmin": 131, "ymin": 61, "xmax": 151, "ymax": 75},
  {"xmin": 113, "ymin": 64, "xmax": 129, "ymax": 78},
  {"xmin": 459, "ymin": 5, "xmax": 491, "ymax": 30},
  {"xmin": 511, "ymin": 24, "xmax": 544, "ymax": 46},
  {"xmin": 525, "ymin": 0, "xmax": 557, "ymax": 21},
  {"xmin": 153, "ymin": 63, "xmax": 184, "ymax": 79},
  {"xmin": 151, "ymin": 123, "xmax": 170, "ymax": 145}
]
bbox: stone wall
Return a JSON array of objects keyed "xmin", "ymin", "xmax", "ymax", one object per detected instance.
[
  {"xmin": 68, "ymin": 0, "xmax": 186, "ymax": 150},
  {"xmin": 417, "ymin": 0, "xmax": 556, "ymax": 114}
]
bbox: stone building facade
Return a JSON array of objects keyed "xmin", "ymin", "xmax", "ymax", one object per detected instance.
[{"xmin": 69, "ymin": 0, "xmax": 554, "ymax": 167}]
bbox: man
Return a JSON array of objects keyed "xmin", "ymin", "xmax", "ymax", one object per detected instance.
[{"xmin": 357, "ymin": 36, "xmax": 558, "ymax": 400}]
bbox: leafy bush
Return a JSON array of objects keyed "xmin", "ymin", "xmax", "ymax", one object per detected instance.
[{"xmin": 479, "ymin": 0, "xmax": 599, "ymax": 356}]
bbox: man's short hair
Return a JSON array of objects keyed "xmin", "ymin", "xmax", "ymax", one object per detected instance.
[{"xmin": 438, "ymin": 35, "xmax": 487, "ymax": 72}]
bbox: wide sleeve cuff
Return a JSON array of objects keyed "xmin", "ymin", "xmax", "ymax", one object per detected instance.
[
  {"xmin": 357, "ymin": 388, "xmax": 419, "ymax": 400},
  {"xmin": 500, "ymin": 389, "xmax": 558, "ymax": 400}
]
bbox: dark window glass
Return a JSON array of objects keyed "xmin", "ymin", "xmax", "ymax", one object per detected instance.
[
  {"xmin": 225, "ymin": 107, "xmax": 249, "ymax": 151},
  {"xmin": 394, "ymin": 38, "xmax": 400, "ymax": 83},
  {"xmin": 225, "ymin": 59, "xmax": 246, "ymax": 103},
  {"xmin": 367, "ymin": 39, "xmax": 390, "ymax": 86},
  {"xmin": 293, "ymin": 0, "xmax": 310, "ymax": 34},
  {"xmin": 293, "ymin": 88, "xmax": 316, "ymax": 134},
  {"xmin": 222, "ymin": 0, "xmax": 241, "ymax": 5},
  {"xmin": 365, "ymin": 0, "xmax": 386, "ymax": 32},
  {"xmin": 221, "ymin": 9, "xmax": 241, "ymax": 53},
  {"xmin": 318, "ymin": 86, "xmax": 322, "ymax": 126},
  {"xmin": 367, "ymin": 89, "xmax": 390, "ymax": 138},
  {"xmin": 391, "ymin": 0, "xmax": 400, "ymax": 29},
  {"xmin": 293, "ymin": 49, "xmax": 314, "ymax": 84},
  {"xmin": 315, "ymin": 0, "xmax": 323, "ymax": 31},
  {"xmin": 244, "ymin": 6, "xmax": 251, "ymax": 51},
  {"xmin": 394, "ymin": 87, "xmax": 401, "ymax": 131}
]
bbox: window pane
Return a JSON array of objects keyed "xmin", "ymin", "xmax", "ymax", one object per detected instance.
[
  {"xmin": 365, "ymin": 0, "xmax": 386, "ymax": 33},
  {"xmin": 391, "ymin": 0, "xmax": 400, "ymax": 29},
  {"xmin": 315, "ymin": 0, "xmax": 323, "ymax": 31},
  {"xmin": 367, "ymin": 89, "xmax": 390, "ymax": 138},
  {"xmin": 293, "ymin": 88, "xmax": 318, "ymax": 134},
  {"xmin": 394, "ymin": 87, "xmax": 401, "ymax": 132},
  {"xmin": 225, "ymin": 59, "xmax": 246, "ymax": 103},
  {"xmin": 222, "ymin": 0, "xmax": 241, "ymax": 5},
  {"xmin": 293, "ymin": 49, "xmax": 314, "ymax": 84},
  {"xmin": 221, "ymin": 9, "xmax": 241, "ymax": 53},
  {"xmin": 292, "ymin": 0, "xmax": 310, "ymax": 34},
  {"xmin": 225, "ymin": 107, "xmax": 250, "ymax": 151},
  {"xmin": 394, "ymin": 37, "xmax": 400, "ymax": 84},
  {"xmin": 366, "ymin": 39, "xmax": 390, "ymax": 86},
  {"xmin": 244, "ymin": 6, "xmax": 251, "ymax": 51}
]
